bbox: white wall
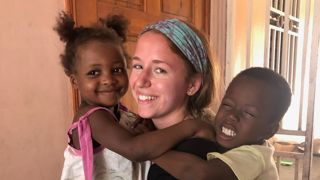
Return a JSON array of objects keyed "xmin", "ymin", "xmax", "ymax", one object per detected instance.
[
  {"xmin": 225, "ymin": 0, "xmax": 268, "ymax": 86},
  {"xmin": 0, "ymin": 1, "xmax": 73, "ymax": 179}
]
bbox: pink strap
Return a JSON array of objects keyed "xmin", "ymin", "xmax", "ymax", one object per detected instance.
[{"xmin": 74, "ymin": 107, "xmax": 117, "ymax": 180}]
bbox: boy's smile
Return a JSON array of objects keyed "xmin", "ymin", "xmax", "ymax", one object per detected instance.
[{"xmin": 214, "ymin": 76, "xmax": 278, "ymax": 149}]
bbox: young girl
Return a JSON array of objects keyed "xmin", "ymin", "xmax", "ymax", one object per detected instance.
[
  {"xmin": 54, "ymin": 13, "xmax": 214, "ymax": 180},
  {"xmin": 152, "ymin": 67, "xmax": 292, "ymax": 180}
]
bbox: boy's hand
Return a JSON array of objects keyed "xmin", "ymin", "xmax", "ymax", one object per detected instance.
[{"xmin": 130, "ymin": 117, "xmax": 156, "ymax": 135}]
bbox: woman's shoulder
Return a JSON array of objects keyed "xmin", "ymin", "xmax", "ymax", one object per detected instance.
[{"xmin": 197, "ymin": 108, "xmax": 216, "ymax": 125}]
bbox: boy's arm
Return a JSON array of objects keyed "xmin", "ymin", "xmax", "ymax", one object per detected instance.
[{"xmin": 153, "ymin": 151, "xmax": 237, "ymax": 180}]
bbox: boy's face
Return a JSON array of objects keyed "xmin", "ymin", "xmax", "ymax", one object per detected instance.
[
  {"xmin": 214, "ymin": 76, "xmax": 278, "ymax": 149},
  {"xmin": 71, "ymin": 40, "xmax": 128, "ymax": 107}
]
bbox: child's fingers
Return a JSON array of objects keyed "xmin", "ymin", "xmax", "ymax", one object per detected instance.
[
  {"xmin": 132, "ymin": 124, "xmax": 152, "ymax": 134},
  {"xmin": 130, "ymin": 119, "xmax": 155, "ymax": 134},
  {"xmin": 130, "ymin": 117, "xmax": 144, "ymax": 129},
  {"xmin": 193, "ymin": 121, "xmax": 215, "ymax": 140}
]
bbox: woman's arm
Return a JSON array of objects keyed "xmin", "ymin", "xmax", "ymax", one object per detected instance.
[{"xmin": 153, "ymin": 151, "xmax": 237, "ymax": 180}]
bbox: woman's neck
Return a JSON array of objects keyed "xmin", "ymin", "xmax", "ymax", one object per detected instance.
[{"xmin": 152, "ymin": 109, "xmax": 191, "ymax": 129}]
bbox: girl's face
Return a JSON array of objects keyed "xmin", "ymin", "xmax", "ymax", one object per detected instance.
[
  {"xmin": 71, "ymin": 41, "xmax": 128, "ymax": 107},
  {"xmin": 214, "ymin": 76, "xmax": 277, "ymax": 149},
  {"xmin": 130, "ymin": 32, "xmax": 195, "ymax": 129}
]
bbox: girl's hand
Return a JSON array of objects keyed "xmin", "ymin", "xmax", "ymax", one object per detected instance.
[
  {"xmin": 130, "ymin": 117, "xmax": 156, "ymax": 135},
  {"xmin": 188, "ymin": 119, "xmax": 215, "ymax": 140}
]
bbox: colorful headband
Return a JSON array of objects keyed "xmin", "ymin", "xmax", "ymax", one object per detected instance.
[{"xmin": 141, "ymin": 18, "xmax": 208, "ymax": 75}]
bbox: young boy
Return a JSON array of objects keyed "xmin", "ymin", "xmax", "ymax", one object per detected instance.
[{"xmin": 150, "ymin": 67, "xmax": 291, "ymax": 180}]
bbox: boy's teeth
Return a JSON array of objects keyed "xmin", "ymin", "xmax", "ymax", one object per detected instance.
[
  {"xmin": 138, "ymin": 95, "xmax": 156, "ymax": 101},
  {"xmin": 222, "ymin": 126, "xmax": 236, "ymax": 137}
]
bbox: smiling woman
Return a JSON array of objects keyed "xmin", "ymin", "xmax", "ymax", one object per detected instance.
[
  {"xmin": 130, "ymin": 31, "xmax": 200, "ymax": 129},
  {"xmin": 128, "ymin": 18, "xmax": 221, "ymax": 180}
]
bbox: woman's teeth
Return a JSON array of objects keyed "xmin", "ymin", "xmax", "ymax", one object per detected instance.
[{"xmin": 138, "ymin": 95, "xmax": 156, "ymax": 101}]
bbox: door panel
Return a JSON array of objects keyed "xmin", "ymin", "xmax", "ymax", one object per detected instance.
[{"xmin": 66, "ymin": 0, "xmax": 210, "ymax": 112}]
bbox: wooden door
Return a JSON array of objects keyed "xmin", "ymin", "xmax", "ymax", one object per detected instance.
[{"xmin": 65, "ymin": 0, "xmax": 211, "ymax": 112}]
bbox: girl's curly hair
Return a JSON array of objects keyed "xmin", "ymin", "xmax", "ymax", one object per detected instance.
[{"xmin": 54, "ymin": 12, "xmax": 129, "ymax": 76}]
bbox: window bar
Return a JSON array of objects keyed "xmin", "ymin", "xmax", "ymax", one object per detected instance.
[
  {"xmin": 292, "ymin": 36, "xmax": 297, "ymax": 95},
  {"xmin": 272, "ymin": 30, "xmax": 278, "ymax": 71},
  {"xmin": 291, "ymin": 0, "xmax": 296, "ymax": 17},
  {"xmin": 280, "ymin": 0, "xmax": 284, "ymax": 12},
  {"xmin": 289, "ymin": 34, "xmax": 295, "ymax": 89},
  {"xmin": 280, "ymin": 0, "xmax": 291, "ymax": 80},
  {"xmin": 276, "ymin": 31, "xmax": 282, "ymax": 73},
  {"xmin": 294, "ymin": 157, "xmax": 299, "ymax": 180},
  {"xmin": 265, "ymin": 0, "xmax": 272, "ymax": 67},
  {"xmin": 275, "ymin": 155, "xmax": 281, "ymax": 174},
  {"xmin": 302, "ymin": 0, "xmax": 320, "ymax": 178},
  {"xmin": 287, "ymin": 34, "xmax": 292, "ymax": 84},
  {"xmin": 296, "ymin": 0, "xmax": 300, "ymax": 18},
  {"xmin": 273, "ymin": 0, "xmax": 278, "ymax": 9},
  {"xmin": 270, "ymin": 29, "xmax": 276, "ymax": 69},
  {"xmin": 298, "ymin": 0, "xmax": 311, "ymax": 133}
]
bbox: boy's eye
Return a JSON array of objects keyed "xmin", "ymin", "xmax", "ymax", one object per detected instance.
[
  {"xmin": 243, "ymin": 111, "xmax": 255, "ymax": 119},
  {"xmin": 221, "ymin": 100, "xmax": 233, "ymax": 110},
  {"xmin": 154, "ymin": 68, "xmax": 166, "ymax": 74},
  {"xmin": 222, "ymin": 103, "xmax": 232, "ymax": 110}
]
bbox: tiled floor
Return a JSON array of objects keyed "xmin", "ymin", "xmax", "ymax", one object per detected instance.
[{"xmin": 279, "ymin": 155, "xmax": 320, "ymax": 180}]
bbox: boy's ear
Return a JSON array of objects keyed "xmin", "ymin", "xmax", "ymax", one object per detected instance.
[
  {"xmin": 265, "ymin": 122, "xmax": 280, "ymax": 140},
  {"xmin": 187, "ymin": 73, "xmax": 202, "ymax": 96},
  {"xmin": 70, "ymin": 74, "xmax": 79, "ymax": 89}
]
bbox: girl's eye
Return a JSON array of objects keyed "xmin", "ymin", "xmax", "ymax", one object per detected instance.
[
  {"xmin": 87, "ymin": 70, "xmax": 100, "ymax": 76},
  {"xmin": 113, "ymin": 67, "xmax": 125, "ymax": 74},
  {"xmin": 154, "ymin": 68, "xmax": 166, "ymax": 74}
]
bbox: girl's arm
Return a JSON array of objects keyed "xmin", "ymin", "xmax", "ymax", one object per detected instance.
[
  {"xmin": 153, "ymin": 151, "xmax": 237, "ymax": 180},
  {"xmin": 73, "ymin": 108, "xmax": 214, "ymax": 162}
]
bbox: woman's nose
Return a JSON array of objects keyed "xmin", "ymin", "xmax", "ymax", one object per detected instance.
[{"xmin": 135, "ymin": 70, "xmax": 151, "ymax": 88}]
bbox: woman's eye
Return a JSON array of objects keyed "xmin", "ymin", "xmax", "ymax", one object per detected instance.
[
  {"xmin": 132, "ymin": 64, "xmax": 142, "ymax": 70},
  {"xmin": 154, "ymin": 68, "xmax": 166, "ymax": 74}
]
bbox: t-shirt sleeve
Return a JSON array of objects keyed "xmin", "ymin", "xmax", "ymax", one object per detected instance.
[{"xmin": 207, "ymin": 145, "xmax": 265, "ymax": 180}]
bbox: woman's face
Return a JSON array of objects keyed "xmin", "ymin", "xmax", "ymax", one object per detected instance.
[{"xmin": 130, "ymin": 31, "xmax": 193, "ymax": 128}]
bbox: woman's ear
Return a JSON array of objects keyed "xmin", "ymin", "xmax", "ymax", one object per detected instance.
[
  {"xmin": 187, "ymin": 73, "xmax": 202, "ymax": 96},
  {"xmin": 70, "ymin": 74, "xmax": 79, "ymax": 89}
]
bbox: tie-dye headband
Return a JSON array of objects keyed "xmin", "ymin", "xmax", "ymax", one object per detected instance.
[{"xmin": 141, "ymin": 18, "xmax": 208, "ymax": 75}]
